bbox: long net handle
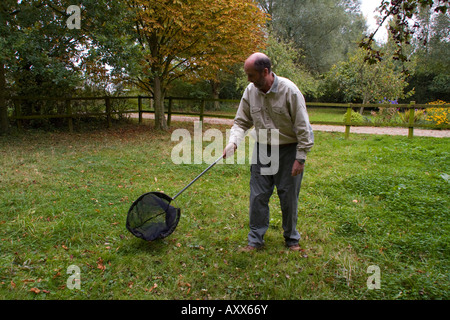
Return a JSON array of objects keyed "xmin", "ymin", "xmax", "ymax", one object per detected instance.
[{"xmin": 172, "ymin": 154, "xmax": 224, "ymax": 201}]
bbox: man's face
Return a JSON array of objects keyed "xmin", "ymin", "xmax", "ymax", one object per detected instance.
[{"xmin": 244, "ymin": 64, "xmax": 266, "ymax": 90}]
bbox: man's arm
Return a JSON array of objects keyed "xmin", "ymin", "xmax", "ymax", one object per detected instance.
[
  {"xmin": 289, "ymin": 89, "xmax": 314, "ymax": 176},
  {"xmin": 291, "ymin": 159, "xmax": 305, "ymax": 177},
  {"xmin": 289, "ymin": 90, "xmax": 314, "ymax": 161},
  {"xmin": 224, "ymin": 88, "xmax": 254, "ymax": 158}
]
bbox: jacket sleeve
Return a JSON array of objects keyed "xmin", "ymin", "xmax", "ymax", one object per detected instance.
[
  {"xmin": 289, "ymin": 89, "xmax": 314, "ymax": 160},
  {"xmin": 229, "ymin": 88, "xmax": 254, "ymax": 147}
]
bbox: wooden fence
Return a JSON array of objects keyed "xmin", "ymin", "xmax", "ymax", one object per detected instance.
[{"xmin": 5, "ymin": 95, "xmax": 450, "ymax": 139}]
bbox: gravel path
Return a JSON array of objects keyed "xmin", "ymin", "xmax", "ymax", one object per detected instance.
[{"xmin": 136, "ymin": 114, "xmax": 450, "ymax": 138}]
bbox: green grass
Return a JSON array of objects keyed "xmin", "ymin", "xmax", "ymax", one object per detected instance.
[
  {"xmin": 307, "ymin": 107, "xmax": 348, "ymax": 123},
  {"xmin": 0, "ymin": 122, "xmax": 448, "ymax": 300},
  {"xmin": 201, "ymin": 107, "xmax": 350, "ymax": 123}
]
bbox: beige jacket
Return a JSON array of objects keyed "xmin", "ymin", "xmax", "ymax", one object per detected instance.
[{"xmin": 229, "ymin": 73, "xmax": 314, "ymax": 160}]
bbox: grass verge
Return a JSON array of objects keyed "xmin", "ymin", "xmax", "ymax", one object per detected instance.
[{"xmin": 0, "ymin": 122, "xmax": 448, "ymax": 300}]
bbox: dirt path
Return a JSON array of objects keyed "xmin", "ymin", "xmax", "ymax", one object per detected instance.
[{"xmin": 136, "ymin": 114, "xmax": 450, "ymax": 138}]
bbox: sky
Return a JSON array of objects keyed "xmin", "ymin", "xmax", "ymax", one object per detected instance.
[{"xmin": 360, "ymin": 0, "xmax": 388, "ymax": 43}]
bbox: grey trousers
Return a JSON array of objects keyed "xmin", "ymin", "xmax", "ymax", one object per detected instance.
[{"xmin": 248, "ymin": 143, "xmax": 303, "ymax": 248}]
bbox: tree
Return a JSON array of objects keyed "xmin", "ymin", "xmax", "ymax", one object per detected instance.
[
  {"xmin": 235, "ymin": 33, "xmax": 319, "ymax": 99},
  {"xmin": 360, "ymin": 0, "xmax": 449, "ymax": 66},
  {"xmin": 0, "ymin": 0, "xmax": 123, "ymax": 133},
  {"xmin": 323, "ymin": 47, "xmax": 413, "ymax": 110},
  {"xmin": 257, "ymin": 0, "xmax": 366, "ymax": 74},
  {"xmin": 407, "ymin": 5, "xmax": 450, "ymax": 102},
  {"xmin": 125, "ymin": 0, "xmax": 267, "ymax": 130}
]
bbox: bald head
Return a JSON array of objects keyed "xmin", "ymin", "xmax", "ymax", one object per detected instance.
[
  {"xmin": 244, "ymin": 53, "xmax": 274, "ymax": 93},
  {"xmin": 245, "ymin": 52, "xmax": 272, "ymax": 74}
]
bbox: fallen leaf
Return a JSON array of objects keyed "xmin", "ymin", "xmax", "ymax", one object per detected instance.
[
  {"xmin": 147, "ymin": 283, "xmax": 158, "ymax": 292},
  {"xmin": 22, "ymin": 279, "xmax": 35, "ymax": 283},
  {"xmin": 30, "ymin": 287, "xmax": 40, "ymax": 294},
  {"xmin": 97, "ymin": 257, "xmax": 106, "ymax": 271}
]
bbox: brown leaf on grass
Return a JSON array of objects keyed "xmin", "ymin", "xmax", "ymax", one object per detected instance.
[
  {"xmin": 145, "ymin": 283, "xmax": 158, "ymax": 292},
  {"xmin": 22, "ymin": 279, "xmax": 35, "ymax": 283},
  {"xmin": 97, "ymin": 257, "xmax": 106, "ymax": 271},
  {"xmin": 30, "ymin": 287, "xmax": 40, "ymax": 294}
]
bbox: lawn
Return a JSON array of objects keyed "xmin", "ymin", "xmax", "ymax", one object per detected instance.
[
  {"xmin": 307, "ymin": 107, "xmax": 348, "ymax": 123},
  {"xmin": 202, "ymin": 106, "xmax": 350, "ymax": 123},
  {"xmin": 0, "ymin": 121, "xmax": 448, "ymax": 300}
]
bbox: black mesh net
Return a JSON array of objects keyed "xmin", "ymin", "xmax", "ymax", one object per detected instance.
[{"xmin": 126, "ymin": 192, "xmax": 181, "ymax": 241}]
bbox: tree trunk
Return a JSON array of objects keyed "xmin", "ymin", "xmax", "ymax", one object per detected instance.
[
  {"xmin": 360, "ymin": 95, "xmax": 369, "ymax": 114},
  {"xmin": 211, "ymin": 80, "xmax": 220, "ymax": 111},
  {"xmin": 0, "ymin": 63, "xmax": 8, "ymax": 134},
  {"xmin": 153, "ymin": 75, "xmax": 168, "ymax": 131}
]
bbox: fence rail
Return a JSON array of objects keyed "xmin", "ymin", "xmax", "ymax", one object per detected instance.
[{"xmin": 5, "ymin": 95, "xmax": 450, "ymax": 139}]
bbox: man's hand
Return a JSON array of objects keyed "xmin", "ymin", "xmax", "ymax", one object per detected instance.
[
  {"xmin": 291, "ymin": 160, "xmax": 305, "ymax": 177},
  {"xmin": 223, "ymin": 143, "xmax": 237, "ymax": 159}
]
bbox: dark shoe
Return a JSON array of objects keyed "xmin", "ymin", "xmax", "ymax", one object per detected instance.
[
  {"xmin": 239, "ymin": 245, "xmax": 259, "ymax": 252},
  {"xmin": 288, "ymin": 244, "xmax": 302, "ymax": 252}
]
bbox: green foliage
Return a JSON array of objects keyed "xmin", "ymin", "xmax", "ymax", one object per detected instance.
[
  {"xmin": 406, "ymin": 8, "xmax": 450, "ymax": 103},
  {"xmin": 359, "ymin": 0, "xmax": 450, "ymax": 67},
  {"xmin": 263, "ymin": 34, "xmax": 320, "ymax": 99},
  {"xmin": 322, "ymin": 47, "xmax": 414, "ymax": 104},
  {"xmin": 1, "ymin": 1, "xmax": 83, "ymax": 98},
  {"xmin": 370, "ymin": 107, "xmax": 402, "ymax": 124},
  {"xmin": 368, "ymin": 106, "xmax": 429, "ymax": 125},
  {"xmin": 260, "ymin": 0, "xmax": 365, "ymax": 74},
  {"xmin": 235, "ymin": 33, "xmax": 320, "ymax": 99},
  {"xmin": 397, "ymin": 109, "xmax": 428, "ymax": 124},
  {"xmin": 342, "ymin": 110, "xmax": 365, "ymax": 123}
]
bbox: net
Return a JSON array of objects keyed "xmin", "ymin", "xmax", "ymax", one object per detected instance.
[
  {"xmin": 126, "ymin": 192, "xmax": 181, "ymax": 241},
  {"xmin": 126, "ymin": 155, "xmax": 224, "ymax": 241}
]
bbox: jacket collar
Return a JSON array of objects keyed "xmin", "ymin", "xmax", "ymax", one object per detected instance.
[{"xmin": 261, "ymin": 72, "xmax": 279, "ymax": 94}]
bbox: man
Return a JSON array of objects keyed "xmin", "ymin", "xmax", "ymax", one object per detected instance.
[{"xmin": 223, "ymin": 52, "xmax": 314, "ymax": 252}]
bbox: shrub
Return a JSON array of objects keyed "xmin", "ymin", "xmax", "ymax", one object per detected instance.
[
  {"xmin": 370, "ymin": 107, "xmax": 399, "ymax": 124},
  {"xmin": 342, "ymin": 110, "xmax": 365, "ymax": 123},
  {"xmin": 397, "ymin": 109, "xmax": 427, "ymax": 124},
  {"xmin": 426, "ymin": 100, "xmax": 449, "ymax": 127}
]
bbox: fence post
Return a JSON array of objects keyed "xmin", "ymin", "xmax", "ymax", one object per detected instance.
[
  {"xmin": 138, "ymin": 95, "xmax": 142, "ymax": 124},
  {"xmin": 105, "ymin": 97, "xmax": 112, "ymax": 128},
  {"xmin": 200, "ymin": 99, "xmax": 205, "ymax": 123},
  {"xmin": 167, "ymin": 97, "xmax": 173, "ymax": 127},
  {"xmin": 345, "ymin": 103, "xmax": 352, "ymax": 139},
  {"xmin": 408, "ymin": 101, "xmax": 415, "ymax": 139},
  {"xmin": 14, "ymin": 99, "xmax": 22, "ymax": 131},
  {"xmin": 66, "ymin": 99, "xmax": 73, "ymax": 133}
]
